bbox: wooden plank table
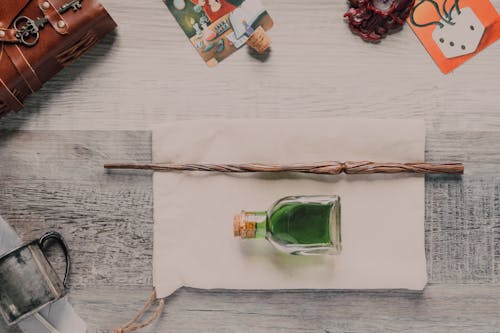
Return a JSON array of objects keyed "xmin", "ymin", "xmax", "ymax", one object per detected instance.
[{"xmin": 1, "ymin": 0, "xmax": 500, "ymax": 332}]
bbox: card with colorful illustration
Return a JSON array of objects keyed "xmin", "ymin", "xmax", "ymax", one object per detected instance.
[
  {"xmin": 164, "ymin": 0, "xmax": 274, "ymax": 66},
  {"xmin": 408, "ymin": 0, "xmax": 500, "ymax": 74}
]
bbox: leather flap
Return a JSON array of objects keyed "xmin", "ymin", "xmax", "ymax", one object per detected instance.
[{"xmin": 0, "ymin": 0, "xmax": 32, "ymax": 28}]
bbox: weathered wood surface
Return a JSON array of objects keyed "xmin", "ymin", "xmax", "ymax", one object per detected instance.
[
  {"xmin": 1, "ymin": 285, "xmax": 500, "ymax": 333},
  {"xmin": 66, "ymin": 285, "xmax": 500, "ymax": 332},
  {"xmin": 1, "ymin": 0, "xmax": 500, "ymax": 331},
  {"xmin": 0, "ymin": 0, "xmax": 500, "ymax": 132},
  {"xmin": 0, "ymin": 131, "xmax": 499, "ymax": 333}
]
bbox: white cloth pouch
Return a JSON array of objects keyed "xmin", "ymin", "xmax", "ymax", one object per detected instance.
[{"xmin": 153, "ymin": 119, "xmax": 427, "ymax": 298}]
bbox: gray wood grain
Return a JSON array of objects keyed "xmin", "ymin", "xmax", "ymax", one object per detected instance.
[
  {"xmin": 1, "ymin": 0, "xmax": 500, "ymax": 331},
  {"xmin": 4, "ymin": 285, "xmax": 500, "ymax": 333},
  {"xmin": 0, "ymin": 130, "xmax": 153, "ymax": 288},
  {"xmin": 0, "ymin": 0, "xmax": 499, "ymax": 132},
  {"xmin": 0, "ymin": 131, "xmax": 499, "ymax": 287},
  {"xmin": 81, "ymin": 285, "xmax": 500, "ymax": 333},
  {"xmin": 0, "ymin": 131, "xmax": 498, "ymax": 333}
]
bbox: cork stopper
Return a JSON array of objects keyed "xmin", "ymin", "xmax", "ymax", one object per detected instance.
[
  {"xmin": 233, "ymin": 212, "xmax": 257, "ymax": 239},
  {"xmin": 246, "ymin": 26, "xmax": 271, "ymax": 54}
]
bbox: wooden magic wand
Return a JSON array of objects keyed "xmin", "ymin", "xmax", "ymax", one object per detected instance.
[{"xmin": 104, "ymin": 161, "xmax": 464, "ymax": 175}]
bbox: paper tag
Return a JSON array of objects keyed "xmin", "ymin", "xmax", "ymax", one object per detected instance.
[
  {"xmin": 164, "ymin": 0, "xmax": 273, "ymax": 67},
  {"xmin": 408, "ymin": 0, "xmax": 500, "ymax": 74},
  {"xmin": 432, "ymin": 7, "xmax": 485, "ymax": 58}
]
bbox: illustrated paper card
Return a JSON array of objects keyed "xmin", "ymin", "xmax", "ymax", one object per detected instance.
[
  {"xmin": 164, "ymin": 0, "xmax": 274, "ymax": 66},
  {"xmin": 408, "ymin": 0, "xmax": 500, "ymax": 74}
]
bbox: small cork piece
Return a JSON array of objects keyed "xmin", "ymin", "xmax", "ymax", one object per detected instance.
[
  {"xmin": 233, "ymin": 214, "xmax": 242, "ymax": 237},
  {"xmin": 246, "ymin": 26, "xmax": 271, "ymax": 54},
  {"xmin": 206, "ymin": 58, "xmax": 218, "ymax": 67},
  {"xmin": 233, "ymin": 212, "xmax": 257, "ymax": 239}
]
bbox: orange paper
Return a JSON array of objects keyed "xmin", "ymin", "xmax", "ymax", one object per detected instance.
[{"xmin": 408, "ymin": 0, "xmax": 500, "ymax": 73}]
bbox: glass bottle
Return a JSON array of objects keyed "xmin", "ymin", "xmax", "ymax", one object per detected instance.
[{"xmin": 233, "ymin": 195, "xmax": 341, "ymax": 255}]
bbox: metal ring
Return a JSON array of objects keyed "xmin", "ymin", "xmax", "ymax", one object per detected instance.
[{"xmin": 13, "ymin": 16, "xmax": 40, "ymax": 47}]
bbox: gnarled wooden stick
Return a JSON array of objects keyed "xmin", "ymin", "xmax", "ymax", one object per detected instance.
[{"xmin": 104, "ymin": 161, "xmax": 464, "ymax": 175}]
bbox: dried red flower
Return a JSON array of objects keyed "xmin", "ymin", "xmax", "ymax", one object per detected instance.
[{"xmin": 344, "ymin": 0, "xmax": 416, "ymax": 42}]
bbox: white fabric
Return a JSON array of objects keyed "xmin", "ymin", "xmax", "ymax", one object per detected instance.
[{"xmin": 153, "ymin": 119, "xmax": 427, "ymax": 298}]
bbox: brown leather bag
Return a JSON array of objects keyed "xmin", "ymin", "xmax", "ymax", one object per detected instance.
[{"xmin": 0, "ymin": 0, "xmax": 116, "ymax": 118}]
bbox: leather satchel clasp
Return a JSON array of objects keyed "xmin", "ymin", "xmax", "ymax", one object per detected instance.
[
  {"xmin": 38, "ymin": 0, "xmax": 69, "ymax": 35},
  {"xmin": 0, "ymin": 0, "xmax": 81, "ymax": 47},
  {"xmin": 0, "ymin": 0, "xmax": 117, "ymax": 116}
]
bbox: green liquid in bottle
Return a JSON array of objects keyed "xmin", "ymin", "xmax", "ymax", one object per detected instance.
[
  {"xmin": 268, "ymin": 202, "xmax": 332, "ymax": 245},
  {"xmin": 234, "ymin": 195, "xmax": 341, "ymax": 255}
]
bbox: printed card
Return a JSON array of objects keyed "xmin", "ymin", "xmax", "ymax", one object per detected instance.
[
  {"xmin": 408, "ymin": 0, "xmax": 500, "ymax": 73},
  {"xmin": 164, "ymin": 0, "xmax": 273, "ymax": 66}
]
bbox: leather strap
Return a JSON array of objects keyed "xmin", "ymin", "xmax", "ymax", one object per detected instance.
[
  {"xmin": 0, "ymin": 78, "xmax": 24, "ymax": 112},
  {"xmin": 0, "ymin": 28, "xmax": 19, "ymax": 43},
  {"xmin": 5, "ymin": 45, "xmax": 42, "ymax": 93},
  {"xmin": 0, "ymin": 0, "xmax": 32, "ymax": 29},
  {"xmin": 38, "ymin": 0, "xmax": 69, "ymax": 35}
]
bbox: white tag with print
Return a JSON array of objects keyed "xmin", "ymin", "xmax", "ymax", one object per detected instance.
[{"xmin": 432, "ymin": 7, "xmax": 485, "ymax": 58}]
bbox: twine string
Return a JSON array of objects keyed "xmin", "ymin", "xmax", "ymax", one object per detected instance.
[{"xmin": 113, "ymin": 289, "xmax": 165, "ymax": 333}]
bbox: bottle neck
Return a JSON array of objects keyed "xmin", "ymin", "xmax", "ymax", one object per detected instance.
[{"xmin": 233, "ymin": 211, "xmax": 267, "ymax": 239}]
